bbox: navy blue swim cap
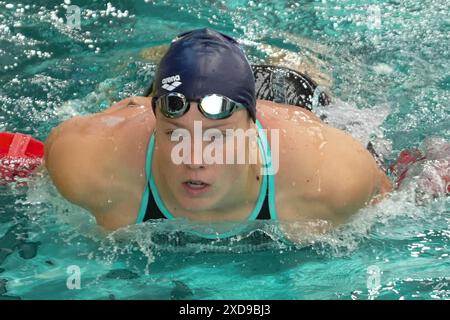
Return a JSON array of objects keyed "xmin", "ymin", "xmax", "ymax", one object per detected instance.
[{"xmin": 152, "ymin": 28, "xmax": 256, "ymax": 122}]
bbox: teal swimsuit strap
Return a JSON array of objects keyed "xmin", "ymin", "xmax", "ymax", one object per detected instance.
[
  {"xmin": 136, "ymin": 119, "xmax": 278, "ymax": 226},
  {"xmin": 136, "ymin": 134, "xmax": 154, "ymax": 224},
  {"xmin": 255, "ymin": 119, "xmax": 278, "ymax": 220}
]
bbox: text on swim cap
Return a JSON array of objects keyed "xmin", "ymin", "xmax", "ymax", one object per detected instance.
[{"xmin": 162, "ymin": 75, "xmax": 181, "ymax": 84}]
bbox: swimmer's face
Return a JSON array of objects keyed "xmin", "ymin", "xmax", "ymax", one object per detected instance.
[{"xmin": 154, "ymin": 102, "xmax": 255, "ymax": 213}]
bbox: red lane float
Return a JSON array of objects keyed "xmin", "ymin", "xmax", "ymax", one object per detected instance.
[
  {"xmin": 390, "ymin": 148, "xmax": 449, "ymax": 194},
  {"xmin": 0, "ymin": 132, "xmax": 44, "ymax": 184}
]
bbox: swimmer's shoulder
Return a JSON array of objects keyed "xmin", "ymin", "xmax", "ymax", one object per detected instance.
[
  {"xmin": 45, "ymin": 97, "xmax": 154, "ymax": 228},
  {"xmin": 256, "ymin": 100, "xmax": 323, "ymax": 126},
  {"xmin": 45, "ymin": 114, "xmax": 111, "ymax": 213},
  {"xmin": 256, "ymin": 100, "xmax": 391, "ymax": 224},
  {"xmin": 46, "ymin": 96, "xmax": 154, "ymax": 172},
  {"xmin": 256, "ymin": 99, "xmax": 331, "ymax": 177}
]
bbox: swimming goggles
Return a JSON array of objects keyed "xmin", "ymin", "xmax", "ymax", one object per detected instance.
[{"xmin": 152, "ymin": 93, "xmax": 247, "ymax": 120}]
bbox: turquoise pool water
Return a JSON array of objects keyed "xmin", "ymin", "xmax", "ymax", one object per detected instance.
[{"xmin": 0, "ymin": 0, "xmax": 449, "ymax": 299}]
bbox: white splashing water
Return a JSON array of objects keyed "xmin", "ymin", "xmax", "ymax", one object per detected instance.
[{"xmin": 314, "ymin": 97, "xmax": 391, "ymax": 153}]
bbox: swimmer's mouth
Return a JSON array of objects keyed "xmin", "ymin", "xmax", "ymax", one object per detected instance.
[{"xmin": 183, "ymin": 180, "xmax": 210, "ymax": 189}]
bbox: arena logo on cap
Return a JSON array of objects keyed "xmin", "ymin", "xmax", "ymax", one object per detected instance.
[{"xmin": 162, "ymin": 75, "xmax": 182, "ymax": 91}]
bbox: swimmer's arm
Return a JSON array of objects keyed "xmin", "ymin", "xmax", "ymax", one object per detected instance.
[
  {"xmin": 319, "ymin": 129, "xmax": 392, "ymax": 224},
  {"xmin": 100, "ymin": 96, "xmax": 152, "ymax": 114},
  {"xmin": 368, "ymin": 168, "xmax": 392, "ymax": 205},
  {"xmin": 45, "ymin": 119, "xmax": 107, "ymax": 214},
  {"xmin": 45, "ymin": 120, "xmax": 143, "ymax": 229},
  {"xmin": 45, "ymin": 131, "xmax": 135, "ymax": 229},
  {"xmin": 280, "ymin": 132, "xmax": 393, "ymax": 243},
  {"xmin": 327, "ymin": 158, "xmax": 392, "ymax": 224},
  {"xmin": 73, "ymin": 187, "xmax": 140, "ymax": 230},
  {"xmin": 45, "ymin": 120, "xmax": 97, "ymax": 206}
]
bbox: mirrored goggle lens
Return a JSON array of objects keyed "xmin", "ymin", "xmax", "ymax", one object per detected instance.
[
  {"xmin": 200, "ymin": 95, "xmax": 231, "ymax": 115},
  {"xmin": 163, "ymin": 95, "xmax": 186, "ymax": 113}
]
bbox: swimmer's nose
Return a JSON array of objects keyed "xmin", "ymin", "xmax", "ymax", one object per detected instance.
[
  {"xmin": 186, "ymin": 162, "xmax": 206, "ymax": 170},
  {"xmin": 186, "ymin": 141, "xmax": 206, "ymax": 169}
]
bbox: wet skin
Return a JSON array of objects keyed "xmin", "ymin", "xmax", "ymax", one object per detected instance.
[{"xmin": 44, "ymin": 97, "xmax": 392, "ymax": 239}]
